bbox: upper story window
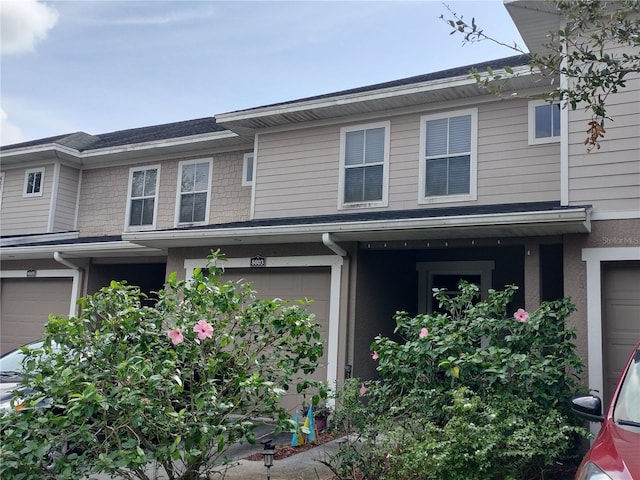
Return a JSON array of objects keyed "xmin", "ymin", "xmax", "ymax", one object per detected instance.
[
  {"xmin": 339, "ymin": 121, "xmax": 390, "ymax": 209},
  {"xmin": 175, "ymin": 159, "xmax": 212, "ymax": 226},
  {"xmin": 242, "ymin": 153, "xmax": 254, "ymax": 186},
  {"xmin": 126, "ymin": 165, "xmax": 160, "ymax": 230},
  {"xmin": 419, "ymin": 108, "xmax": 477, "ymax": 203},
  {"xmin": 529, "ymin": 100, "xmax": 561, "ymax": 145},
  {"xmin": 24, "ymin": 168, "xmax": 45, "ymax": 197}
]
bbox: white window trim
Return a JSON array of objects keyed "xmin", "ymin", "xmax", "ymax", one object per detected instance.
[
  {"xmin": 124, "ymin": 164, "xmax": 161, "ymax": 231},
  {"xmin": 174, "ymin": 158, "xmax": 213, "ymax": 227},
  {"xmin": 23, "ymin": 167, "xmax": 45, "ymax": 198},
  {"xmin": 338, "ymin": 120, "xmax": 390, "ymax": 210},
  {"xmin": 242, "ymin": 152, "xmax": 254, "ymax": 187},
  {"xmin": 418, "ymin": 108, "xmax": 478, "ymax": 205},
  {"xmin": 416, "ymin": 260, "xmax": 494, "ymax": 313},
  {"xmin": 528, "ymin": 99, "xmax": 561, "ymax": 145}
]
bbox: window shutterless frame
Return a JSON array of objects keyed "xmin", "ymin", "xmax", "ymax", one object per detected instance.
[
  {"xmin": 242, "ymin": 153, "xmax": 254, "ymax": 186},
  {"xmin": 338, "ymin": 120, "xmax": 390, "ymax": 209},
  {"xmin": 528, "ymin": 99, "xmax": 561, "ymax": 145},
  {"xmin": 23, "ymin": 167, "xmax": 45, "ymax": 198},
  {"xmin": 174, "ymin": 158, "xmax": 213, "ymax": 227},
  {"xmin": 419, "ymin": 108, "xmax": 477, "ymax": 204},
  {"xmin": 124, "ymin": 164, "xmax": 161, "ymax": 231}
]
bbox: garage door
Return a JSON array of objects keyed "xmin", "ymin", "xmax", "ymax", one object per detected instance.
[
  {"xmin": 222, "ymin": 267, "xmax": 331, "ymax": 413},
  {"xmin": 0, "ymin": 278, "xmax": 73, "ymax": 354},
  {"xmin": 602, "ymin": 261, "xmax": 640, "ymax": 407}
]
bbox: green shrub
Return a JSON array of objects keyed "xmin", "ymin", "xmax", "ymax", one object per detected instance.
[
  {"xmin": 0, "ymin": 252, "xmax": 326, "ymax": 480},
  {"xmin": 328, "ymin": 283, "xmax": 588, "ymax": 480}
]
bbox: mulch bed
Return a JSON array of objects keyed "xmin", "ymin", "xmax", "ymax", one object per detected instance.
[{"xmin": 245, "ymin": 432, "xmax": 335, "ymax": 461}]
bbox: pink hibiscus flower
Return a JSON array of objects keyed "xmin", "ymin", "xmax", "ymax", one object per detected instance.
[
  {"xmin": 167, "ymin": 328, "xmax": 184, "ymax": 345},
  {"xmin": 513, "ymin": 308, "xmax": 529, "ymax": 322},
  {"xmin": 419, "ymin": 327, "xmax": 429, "ymax": 338},
  {"xmin": 371, "ymin": 351, "xmax": 379, "ymax": 361},
  {"xmin": 359, "ymin": 383, "xmax": 368, "ymax": 396},
  {"xmin": 193, "ymin": 319, "xmax": 214, "ymax": 340}
]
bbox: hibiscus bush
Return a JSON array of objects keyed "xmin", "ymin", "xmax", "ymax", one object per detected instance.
[
  {"xmin": 0, "ymin": 252, "xmax": 326, "ymax": 480},
  {"xmin": 328, "ymin": 283, "xmax": 588, "ymax": 480}
]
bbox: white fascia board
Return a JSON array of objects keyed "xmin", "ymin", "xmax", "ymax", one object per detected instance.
[
  {"xmin": 0, "ymin": 143, "xmax": 82, "ymax": 160},
  {"xmin": 216, "ymin": 66, "xmax": 532, "ymax": 123},
  {"xmin": 0, "ymin": 241, "xmax": 165, "ymax": 258},
  {"xmin": 0, "ymin": 231, "xmax": 80, "ymax": 247},
  {"xmin": 123, "ymin": 207, "xmax": 590, "ymax": 243},
  {"xmin": 81, "ymin": 130, "xmax": 239, "ymax": 159}
]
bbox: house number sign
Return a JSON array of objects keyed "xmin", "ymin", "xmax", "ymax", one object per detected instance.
[{"xmin": 250, "ymin": 256, "xmax": 266, "ymax": 267}]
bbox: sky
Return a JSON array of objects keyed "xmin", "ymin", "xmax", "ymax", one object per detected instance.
[{"xmin": 0, "ymin": 0, "xmax": 527, "ymax": 146}]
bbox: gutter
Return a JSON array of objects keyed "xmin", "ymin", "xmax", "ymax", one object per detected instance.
[
  {"xmin": 322, "ymin": 232, "xmax": 347, "ymax": 257},
  {"xmin": 54, "ymin": 251, "xmax": 83, "ymax": 272}
]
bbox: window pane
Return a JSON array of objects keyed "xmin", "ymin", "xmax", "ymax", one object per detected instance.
[
  {"xmin": 180, "ymin": 194, "xmax": 194, "ymax": 223},
  {"xmin": 535, "ymin": 104, "xmax": 551, "ymax": 138},
  {"xmin": 552, "ymin": 103, "xmax": 561, "ymax": 137},
  {"xmin": 130, "ymin": 199, "xmax": 143, "ymax": 225},
  {"xmin": 363, "ymin": 165, "xmax": 383, "ymax": 201},
  {"xmin": 181, "ymin": 164, "xmax": 195, "ymax": 193},
  {"xmin": 141, "ymin": 198, "xmax": 154, "ymax": 225},
  {"xmin": 425, "ymin": 158, "xmax": 447, "ymax": 196},
  {"xmin": 33, "ymin": 172, "xmax": 42, "ymax": 193},
  {"xmin": 448, "ymin": 156, "xmax": 471, "ymax": 194},
  {"xmin": 364, "ymin": 128, "xmax": 385, "ymax": 164},
  {"xmin": 449, "ymin": 115, "xmax": 471, "ymax": 153},
  {"xmin": 131, "ymin": 171, "xmax": 144, "ymax": 197},
  {"xmin": 345, "ymin": 130, "xmax": 364, "ymax": 166},
  {"xmin": 194, "ymin": 163, "xmax": 209, "ymax": 191},
  {"xmin": 344, "ymin": 167, "xmax": 364, "ymax": 203},
  {"xmin": 193, "ymin": 192, "xmax": 207, "ymax": 222},
  {"xmin": 143, "ymin": 169, "xmax": 157, "ymax": 196},
  {"xmin": 245, "ymin": 156, "xmax": 254, "ymax": 182},
  {"xmin": 426, "ymin": 119, "xmax": 448, "ymax": 156}
]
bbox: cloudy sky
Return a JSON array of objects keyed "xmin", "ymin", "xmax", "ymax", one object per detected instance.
[{"xmin": 0, "ymin": 0, "xmax": 526, "ymax": 146}]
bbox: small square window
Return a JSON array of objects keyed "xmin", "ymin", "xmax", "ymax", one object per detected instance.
[
  {"xmin": 24, "ymin": 168, "xmax": 44, "ymax": 197},
  {"xmin": 529, "ymin": 100, "xmax": 561, "ymax": 144}
]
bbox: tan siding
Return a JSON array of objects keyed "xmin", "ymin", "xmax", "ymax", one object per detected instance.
[
  {"xmin": 253, "ymin": 97, "xmax": 561, "ymax": 219},
  {"xmin": 0, "ymin": 164, "xmax": 53, "ymax": 235},
  {"xmin": 53, "ymin": 164, "xmax": 80, "ymax": 231},
  {"xmin": 210, "ymin": 151, "xmax": 252, "ymax": 223},
  {"xmin": 568, "ymin": 71, "xmax": 640, "ymax": 215}
]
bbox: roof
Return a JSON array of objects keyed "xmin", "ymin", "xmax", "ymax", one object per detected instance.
[
  {"xmin": 224, "ymin": 54, "xmax": 532, "ymax": 116},
  {"xmin": 0, "ymin": 117, "xmax": 224, "ymax": 152}
]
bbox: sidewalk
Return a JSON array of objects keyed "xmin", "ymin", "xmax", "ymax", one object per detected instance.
[{"xmin": 91, "ymin": 423, "xmax": 341, "ymax": 480}]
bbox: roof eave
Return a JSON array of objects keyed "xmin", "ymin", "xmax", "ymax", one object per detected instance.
[{"xmin": 121, "ymin": 207, "xmax": 591, "ymax": 249}]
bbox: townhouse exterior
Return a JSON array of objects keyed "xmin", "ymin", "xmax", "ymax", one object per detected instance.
[{"xmin": 1, "ymin": 1, "xmax": 638, "ymax": 411}]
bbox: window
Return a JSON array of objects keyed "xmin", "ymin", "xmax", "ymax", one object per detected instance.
[
  {"xmin": 175, "ymin": 159, "xmax": 212, "ymax": 225},
  {"xmin": 419, "ymin": 109, "xmax": 477, "ymax": 203},
  {"xmin": 126, "ymin": 165, "xmax": 160, "ymax": 229},
  {"xmin": 24, "ymin": 168, "xmax": 45, "ymax": 197},
  {"xmin": 0, "ymin": 172, "xmax": 4, "ymax": 208},
  {"xmin": 529, "ymin": 100, "xmax": 561, "ymax": 144},
  {"xmin": 242, "ymin": 153, "xmax": 254, "ymax": 186},
  {"xmin": 339, "ymin": 121, "xmax": 389, "ymax": 208}
]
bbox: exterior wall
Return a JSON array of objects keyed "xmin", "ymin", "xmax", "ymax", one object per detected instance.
[
  {"xmin": 252, "ymin": 97, "xmax": 560, "ymax": 219},
  {"xmin": 0, "ymin": 163, "xmax": 54, "ymax": 236},
  {"xmin": 77, "ymin": 151, "xmax": 251, "ymax": 237},
  {"xmin": 53, "ymin": 164, "xmax": 80, "ymax": 231},
  {"xmin": 564, "ymin": 218, "xmax": 640, "ymax": 385},
  {"xmin": 567, "ymin": 73, "xmax": 640, "ymax": 217}
]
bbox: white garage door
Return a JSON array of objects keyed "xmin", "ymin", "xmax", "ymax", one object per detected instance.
[
  {"xmin": 602, "ymin": 261, "xmax": 640, "ymax": 406},
  {"xmin": 222, "ymin": 267, "xmax": 331, "ymax": 413},
  {"xmin": 0, "ymin": 278, "xmax": 73, "ymax": 354}
]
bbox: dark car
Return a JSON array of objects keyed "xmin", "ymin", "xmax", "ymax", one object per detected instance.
[{"xmin": 571, "ymin": 341, "xmax": 640, "ymax": 480}]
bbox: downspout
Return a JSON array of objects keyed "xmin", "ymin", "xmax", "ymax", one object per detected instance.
[
  {"xmin": 54, "ymin": 252, "xmax": 83, "ymax": 317},
  {"xmin": 322, "ymin": 232, "xmax": 347, "ymax": 257}
]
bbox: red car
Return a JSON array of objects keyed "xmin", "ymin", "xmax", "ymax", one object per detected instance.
[{"xmin": 571, "ymin": 342, "xmax": 640, "ymax": 480}]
